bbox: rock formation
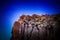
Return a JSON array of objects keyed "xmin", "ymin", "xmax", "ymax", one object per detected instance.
[{"xmin": 11, "ymin": 14, "xmax": 60, "ymax": 40}]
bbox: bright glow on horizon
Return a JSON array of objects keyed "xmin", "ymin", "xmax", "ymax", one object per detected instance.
[
  {"xmin": 10, "ymin": 10, "xmax": 48, "ymax": 26},
  {"xmin": 1, "ymin": 1, "xmax": 59, "ymax": 40}
]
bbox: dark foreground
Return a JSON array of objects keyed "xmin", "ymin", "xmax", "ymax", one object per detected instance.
[{"xmin": 11, "ymin": 14, "xmax": 60, "ymax": 40}]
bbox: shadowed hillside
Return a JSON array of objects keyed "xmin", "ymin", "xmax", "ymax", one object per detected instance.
[{"xmin": 11, "ymin": 14, "xmax": 60, "ymax": 40}]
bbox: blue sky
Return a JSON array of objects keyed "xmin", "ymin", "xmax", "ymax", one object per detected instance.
[{"xmin": 0, "ymin": 0, "xmax": 60, "ymax": 40}]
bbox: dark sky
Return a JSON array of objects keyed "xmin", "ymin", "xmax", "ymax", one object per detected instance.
[{"xmin": 0, "ymin": 0, "xmax": 60, "ymax": 40}]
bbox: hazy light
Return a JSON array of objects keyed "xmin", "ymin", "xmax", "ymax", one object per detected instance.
[{"xmin": 10, "ymin": 10, "xmax": 48, "ymax": 26}]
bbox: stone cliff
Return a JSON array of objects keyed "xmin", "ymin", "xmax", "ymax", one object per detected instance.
[{"xmin": 11, "ymin": 14, "xmax": 60, "ymax": 40}]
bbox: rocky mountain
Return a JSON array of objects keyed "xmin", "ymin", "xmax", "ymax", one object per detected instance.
[{"xmin": 11, "ymin": 14, "xmax": 60, "ymax": 40}]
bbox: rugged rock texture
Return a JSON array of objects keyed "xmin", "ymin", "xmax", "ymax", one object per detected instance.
[{"xmin": 11, "ymin": 14, "xmax": 60, "ymax": 40}]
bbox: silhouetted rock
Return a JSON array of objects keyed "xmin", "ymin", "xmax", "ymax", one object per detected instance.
[{"xmin": 11, "ymin": 14, "xmax": 60, "ymax": 40}]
